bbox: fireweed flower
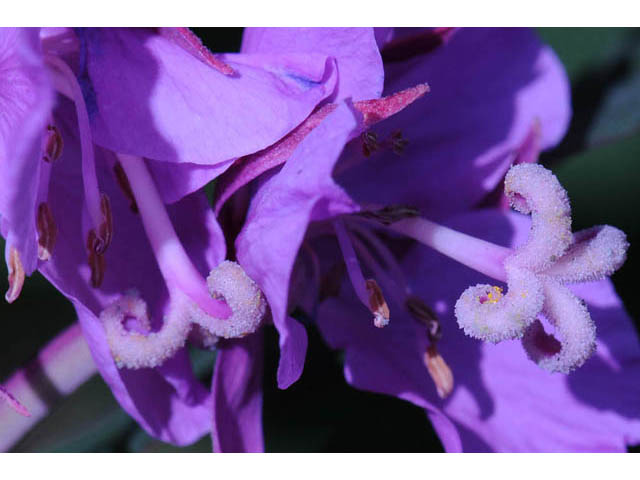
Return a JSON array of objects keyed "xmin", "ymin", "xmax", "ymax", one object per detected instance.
[
  {"xmin": 0, "ymin": 26, "xmax": 345, "ymax": 447},
  {"xmin": 224, "ymin": 28, "xmax": 640, "ymax": 451}
]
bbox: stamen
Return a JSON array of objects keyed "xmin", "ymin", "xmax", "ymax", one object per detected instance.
[
  {"xmin": 100, "ymin": 293, "xmax": 191, "ymax": 369},
  {"xmin": 366, "ymin": 279, "xmax": 390, "ymax": 328},
  {"xmin": 349, "ymin": 224, "xmax": 409, "ymax": 296},
  {"xmin": 0, "ymin": 385, "xmax": 31, "ymax": 417},
  {"xmin": 522, "ymin": 279, "xmax": 596, "ymax": 373},
  {"xmin": 504, "ymin": 163, "xmax": 572, "ymax": 272},
  {"xmin": 113, "ymin": 162, "xmax": 139, "ymax": 213},
  {"xmin": 334, "ymin": 219, "xmax": 390, "ymax": 328},
  {"xmin": 405, "ymin": 296, "xmax": 441, "ymax": 342},
  {"xmin": 361, "ymin": 131, "xmax": 379, "ymax": 157},
  {"xmin": 36, "ymin": 202, "xmax": 57, "ymax": 261},
  {"xmin": 423, "ymin": 345, "xmax": 454, "ymax": 399},
  {"xmin": 45, "ymin": 55, "xmax": 111, "ymax": 254},
  {"xmin": 389, "ymin": 130, "xmax": 408, "ymax": 155},
  {"xmin": 5, "ymin": 246, "xmax": 25, "ymax": 304},
  {"xmin": 86, "ymin": 231, "xmax": 105, "ymax": 288},
  {"xmin": 42, "ymin": 124, "xmax": 63, "ymax": 163}
]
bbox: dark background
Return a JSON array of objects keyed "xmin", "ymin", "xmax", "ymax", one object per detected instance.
[{"xmin": 1, "ymin": 28, "xmax": 639, "ymax": 452}]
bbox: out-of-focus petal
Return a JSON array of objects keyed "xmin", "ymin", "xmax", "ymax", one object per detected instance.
[
  {"xmin": 211, "ymin": 333, "xmax": 264, "ymax": 453},
  {"xmin": 242, "ymin": 28, "xmax": 384, "ymax": 102},
  {"xmin": 337, "ymin": 28, "xmax": 571, "ymax": 220},
  {"xmin": 0, "ymin": 27, "xmax": 53, "ymax": 274},
  {"xmin": 236, "ymin": 103, "xmax": 361, "ymax": 389}
]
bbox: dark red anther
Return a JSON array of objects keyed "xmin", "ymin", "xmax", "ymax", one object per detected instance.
[
  {"xmin": 389, "ymin": 130, "xmax": 409, "ymax": 155},
  {"xmin": 361, "ymin": 131, "xmax": 379, "ymax": 157},
  {"xmin": 86, "ymin": 230, "xmax": 105, "ymax": 288},
  {"xmin": 157, "ymin": 27, "xmax": 235, "ymax": 76},
  {"xmin": 91, "ymin": 194, "xmax": 113, "ymax": 255},
  {"xmin": 43, "ymin": 124, "xmax": 63, "ymax": 163},
  {"xmin": 113, "ymin": 162, "xmax": 139, "ymax": 213},
  {"xmin": 381, "ymin": 28, "xmax": 457, "ymax": 63},
  {"xmin": 36, "ymin": 202, "xmax": 57, "ymax": 261}
]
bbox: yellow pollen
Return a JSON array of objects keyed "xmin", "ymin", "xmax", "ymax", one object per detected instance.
[{"xmin": 485, "ymin": 286, "xmax": 503, "ymax": 304}]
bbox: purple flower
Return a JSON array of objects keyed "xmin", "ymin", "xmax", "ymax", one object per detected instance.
[
  {"xmin": 0, "ymin": 27, "xmax": 342, "ymax": 446},
  {"xmin": 228, "ymin": 28, "xmax": 640, "ymax": 451}
]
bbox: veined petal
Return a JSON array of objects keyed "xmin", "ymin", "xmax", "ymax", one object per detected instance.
[
  {"xmin": 242, "ymin": 27, "xmax": 384, "ymax": 102},
  {"xmin": 236, "ymin": 103, "xmax": 361, "ymax": 389}
]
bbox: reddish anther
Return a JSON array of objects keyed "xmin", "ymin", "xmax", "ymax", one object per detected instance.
[
  {"xmin": 361, "ymin": 131, "xmax": 379, "ymax": 157},
  {"xmin": 158, "ymin": 27, "xmax": 235, "ymax": 76},
  {"xmin": 36, "ymin": 202, "xmax": 57, "ymax": 261},
  {"xmin": 42, "ymin": 124, "xmax": 63, "ymax": 163},
  {"xmin": 5, "ymin": 246, "xmax": 25, "ymax": 303},
  {"xmin": 87, "ymin": 231, "xmax": 105, "ymax": 288},
  {"xmin": 113, "ymin": 162, "xmax": 139, "ymax": 213},
  {"xmin": 89, "ymin": 193, "xmax": 113, "ymax": 255},
  {"xmin": 381, "ymin": 27, "xmax": 457, "ymax": 63}
]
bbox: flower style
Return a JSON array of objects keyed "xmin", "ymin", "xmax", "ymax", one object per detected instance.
[
  {"xmin": 0, "ymin": 26, "xmax": 344, "ymax": 446},
  {"xmin": 225, "ymin": 28, "xmax": 640, "ymax": 451}
]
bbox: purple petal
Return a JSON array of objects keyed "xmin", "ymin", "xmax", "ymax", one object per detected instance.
[
  {"xmin": 277, "ymin": 316, "xmax": 309, "ymax": 390},
  {"xmin": 337, "ymin": 28, "xmax": 571, "ymax": 220},
  {"xmin": 242, "ymin": 28, "xmax": 384, "ymax": 102},
  {"xmin": 79, "ymin": 28, "xmax": 339, "ymax": 201},
  {"xmin": 316, "ymin": 296, "xmax": 462, "ymax": 452},
  {"xmin": 38, "ymin": 98, "xmax": 222, "ymax": 444},
  {"xmin": 236, "ymin": 103, "xmax": 361, "ymax": 389},
  {"xmin": 0, "ymin": 27, "xmax": 53, "ymax": 274},
  {"xmin": 211, "ymin": 333, "xmax": 264, "ymax": 453}
]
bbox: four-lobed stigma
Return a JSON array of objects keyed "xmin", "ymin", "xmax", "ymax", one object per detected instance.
[{"xmin": 454, "ymin": 163, "xmax": 628, "ymax": 373}]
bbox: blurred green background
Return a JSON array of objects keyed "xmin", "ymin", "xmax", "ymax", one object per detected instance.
[{"xmin": 1, "ymin": 28, "xmax": 639, "ymax": 452}]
